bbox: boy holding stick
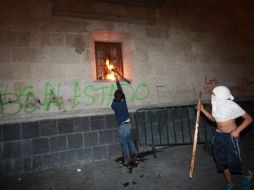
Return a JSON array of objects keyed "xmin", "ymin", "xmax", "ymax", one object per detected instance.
[
  {"xmin": 111, "ymin": 70, "xmax": 138, "ymax": 165},
  {"xmin": 201, "ymin": 86, "xmax": 253, "ymax": 190}
]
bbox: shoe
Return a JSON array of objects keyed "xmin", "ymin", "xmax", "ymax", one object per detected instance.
[
  {"xmin": 223, "ymin": 184, "xmax": 235, "ymax": 190},
  {"xmin": 130, "ymin": 153, "xmax": 138, "ymax": 165},
  {"xmin": 241, "ymin": 170, "xmax": 253, "ymax": 190},
  {"xmin": 123, "ymin": 156, "xmax": 131, "ymax": 166}
]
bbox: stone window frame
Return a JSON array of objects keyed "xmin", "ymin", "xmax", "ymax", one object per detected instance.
[
  {"xmin": 94, "ymin": 41, "xmax": 123, "ymax": 81},
  {"xmin": 90, "ymin": 31, "xmax": 132, "ymax": 82}
]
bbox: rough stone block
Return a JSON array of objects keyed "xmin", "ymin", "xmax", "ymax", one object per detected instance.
[
  {"xmin": 14, "ymin": 158, "xmax": 24, "ymax": 171},
  {"xmin": 90, "ymin": 115, "xmax": 104, "ymax": 121},
  {"xmin": 188, "ymin": 107, "xmax": 196, "ymax": 119},
  {"xmin": 58, "ymin": 150, "xmax": 76, "ymax": 165},
  {"xmin": 43, "ymin": 153, "xmax": 59, "ymax": 167},
  {"xmin": 113, "ymin": 129, "xmax": 120, "ymax": 143},
  {"xmin": 93, "ymin": 146, "xmax": 107, "ymax": 161},
  {"xmin": 0, "ymin": 48, "xmax": 11, "ymax": 64},
  {"xmin": 67, "ymin": 133, "xmax": 83, "ymax": 149},
  {"xmin": 3, "ymin": 123, "xmax": 21, "ymax": 141},
  {"xmin": 12, "ymin": 48, "xmax": 48, "ymax": 63},
  {"xmin": 47, "ymin": 48, "xmax": 80, "ymax": 64},
  {"xmin": 22, "ymin": 140, "xmax": 32, "ymax": 157},
  {"xmin": 0, "ymin": 159, "xmax": 15, "ymax": 175},
  {"xmin": 32, "ymin": 155, "xmax": 43, "ymax": 170},
  {"xmin": 108, "ymin": 144, "xmax": 121, "ymax": 157},
  {"xmin": 146, "ymin": 27, "xmax": 168, "ymax": 39},
  {"xmin": 2, "ymin": 142, "xmax": 22, "ymax": 159},
  {"xmin": 180, "ymin": 107, "xmax": 189, "ymax": 119},
  {"xmin": 91, "ymin": 119, "xmax": 105, "ymax": 131},
  {"xmin": 65, "ymin": 34, "xmax": 84, "ymax": 48},
  {"xmin": 84, "ymin": 132, "xmax": 98, "ymax": 147},
  {"xmin": 40, "ymin": 119, "xmax": 57, "ymax": 136},
  {"xmin": 50, "ymin": 135, "xmax": 67, "ymax": 152},
  {"xmin": 0, "ymin": 124, "xmax": 2, "ymax": 142},
  {"xmin": 99, "ymin": 130, "xmax": 113, "ymax": 145},
  {"xmin": 0, "ymin": 32, "xmax": 10, "ymax": 47},
  {"xmin": 23, "ymin": 157, "xmax": 32, "ymax": 171},
  {"xmin": 76, "ymin": 148, "xmax": 92, "ymax": 161},
  {"xmin": 58, "ymin": 118, "xmax": 74, "ymax": 134},
  {"xmin": 172, "ymin": 107, "xmax": 180, "ymax": 121},
  {"xmin": 30, "ymin": 33, "xmax": 64, "ymax": 48},
  {"xmin": 105, "ymin": 114, "xmax": 118, "ymax": 129},
  {"xmin": 11, "ymin": 32, "xmax": 30, "ymax": 47},
  {"xmin": 0, "ymin": 143, "xmax": 2, "ymax": 160},
  {"xmin": 32, "ymin": 138, "xmax": 49, "ymax": 155},
  {"xmin": 73, "ymin": 117, "xmax": 90, "ymax": 132},
  {"xmin": 21, "ymin": 121, "xmax": 40, "ymax": 139}
]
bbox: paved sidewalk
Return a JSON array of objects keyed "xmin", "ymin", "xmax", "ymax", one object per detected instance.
[{"xmin": 1, "ymin": 136, "xmax": 253, "ymax": 190}]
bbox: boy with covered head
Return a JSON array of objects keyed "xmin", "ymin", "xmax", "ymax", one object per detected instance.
[{"xmin": 201, "ymin": 86, "xmax": 253, "ymax": 190}]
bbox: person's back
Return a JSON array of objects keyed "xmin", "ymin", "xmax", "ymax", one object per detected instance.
[
  {"xmin": 111, "ymin": 91, "xmax": 129, "ymax": 123},
  {"xmin": 111, "ymin": 76, "xmax": 137, "ymax": 165}
]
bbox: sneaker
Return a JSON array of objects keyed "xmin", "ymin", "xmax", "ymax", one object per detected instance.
[
  {"xmin": 242, "ymin": 170, "xmax": 253, "ymax": 190},
  {"xmin": 223, "ymin": 184, "xmax": 235, "ymax": 190}
]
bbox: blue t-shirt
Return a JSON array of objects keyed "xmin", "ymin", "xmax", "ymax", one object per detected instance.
[{"xmin": 111, "ymin": 99, "xmax": 129, "ymax": 123}]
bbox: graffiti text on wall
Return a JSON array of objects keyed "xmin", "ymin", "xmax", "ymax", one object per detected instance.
[
  {"xmin": 203, "ymin": 76, "xmax": 254, "ymax": 96},
  {"xmin": 0, "ymin": 81, "xmax": 150, "ymax": 116}
]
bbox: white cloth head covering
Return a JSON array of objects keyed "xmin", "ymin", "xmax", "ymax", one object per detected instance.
[{"xmin": 211, "ymin": 86, "xmax": 245, "ymax": 122}]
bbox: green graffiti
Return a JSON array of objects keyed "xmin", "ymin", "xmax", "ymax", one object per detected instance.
[
  {"xmin": 43, "ymin": 82, "xmax": 66, "ymax": 111},
  {"xmin": 120, "ymin": 83, "xmax": 135, "ymax": 102},
  {"xmin": 17, "ymin": 85, "xmax": 34, "ymax": 98},
  {"xmin": 0, "ymin": 81, "xmax": 150, "ymax": 116},
  {"xmin": 0, "ymin": 84, "xmax": 38, "ymax": 115},
  {"xmin": 23, "ymin": 91, "xmax": 37, "ymax": 113},
  {"xmin": 83, "ymin": 85, "xmax": 96, "ymax": 106},
  {"xmin": 72, "ymin": 81, "xmax": 81, "ymax": 109},
  {"xmin": 135, "ymin": 83, "xmax": 150, "ymax": 100},
  {"xmin": 95, "ymin": 86, "xmax": 109, "ymax": 105},
  {"xmin": 0, "ymin": 92, "xmax": 22, "ymax": 116}
]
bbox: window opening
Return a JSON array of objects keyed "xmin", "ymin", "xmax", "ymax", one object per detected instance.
[{"xmin": 95, "ymin": 42, "xmax": 123, "ymax": 81}]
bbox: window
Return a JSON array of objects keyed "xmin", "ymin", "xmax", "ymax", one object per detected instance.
[{"xmin": 95, "ymin": 42, "xmax": 123, "ymax": 81}]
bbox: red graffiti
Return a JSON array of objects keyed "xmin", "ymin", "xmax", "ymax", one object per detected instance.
[{"xmin": 203, "ymin": 76, "xmax": 218, "ymax": 95}]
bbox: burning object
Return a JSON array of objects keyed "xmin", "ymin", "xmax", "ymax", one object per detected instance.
[{"xmin": 105, "ymin": 58, "xmax": 116, "ymax": 81}]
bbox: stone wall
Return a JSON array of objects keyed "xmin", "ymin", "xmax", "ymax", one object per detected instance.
[
  {"xmin": 0, "ymin": 0, "xmax": 254, "ymax": 121},
  {"xmin": 0, "ymin": 112, "xmax": 131, "ymax": 176},
  {"xmin": 1, "ymin": 0, "xmax": 254, "ymax": 176}
]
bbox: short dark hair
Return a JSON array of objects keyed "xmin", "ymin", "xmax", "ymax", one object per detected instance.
[{"xmin": 114, "ymin": 90, "xmax": 125, "ymax": 100}]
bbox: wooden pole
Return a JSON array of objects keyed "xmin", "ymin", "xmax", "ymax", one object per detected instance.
[
  {"xmin": 189, "ymin": 91, "xmax": 202, "ymax": 179},
  {"xmin": 112, "ymin": 68, "xmax": 131, "ymax": 84}
]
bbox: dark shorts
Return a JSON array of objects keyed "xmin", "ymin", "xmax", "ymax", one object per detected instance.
[{"xmin": 212, "ymin": 131, "xmax": 242, "ymax": 173}]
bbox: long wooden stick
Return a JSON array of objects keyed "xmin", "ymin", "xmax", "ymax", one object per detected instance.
[
  {"xmin": 189, "ymin": 91, "xmax": 202, "ymax": 179},
  {"xmin": 111, "ymin": 68, "xmax": 131, "ymax": 84}
]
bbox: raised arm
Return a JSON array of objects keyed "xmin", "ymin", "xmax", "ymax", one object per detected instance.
[
  {"xmin": 115, "ymin": 76, "xmax": 123, "ymax": 92},
  {"xmin": 200, "ymin": 105, "xmax": 216, "ymax": 123},
  {"xmin": 112, "ymin": 68, "xmax": 131, "ymax": 84}
]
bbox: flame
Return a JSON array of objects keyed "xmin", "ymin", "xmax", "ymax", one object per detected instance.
[{"xmin": 105, "ymin": 59, "xmax": 116, "ymax": 81}]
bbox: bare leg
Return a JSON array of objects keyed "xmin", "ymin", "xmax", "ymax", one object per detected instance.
[{"xmin": 223, "ymin": 169, "xmax": 233, "ymax": 185}]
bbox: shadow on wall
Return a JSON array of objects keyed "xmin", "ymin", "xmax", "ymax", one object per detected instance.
[{"xmin": 73, "ymin": 36, "xmax": 86, "ymax": 55}]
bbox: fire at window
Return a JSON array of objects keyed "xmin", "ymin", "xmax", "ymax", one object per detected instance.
[{"xmin": 95, "ymin": 42, "xmax": 123, "ymax": 81}]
